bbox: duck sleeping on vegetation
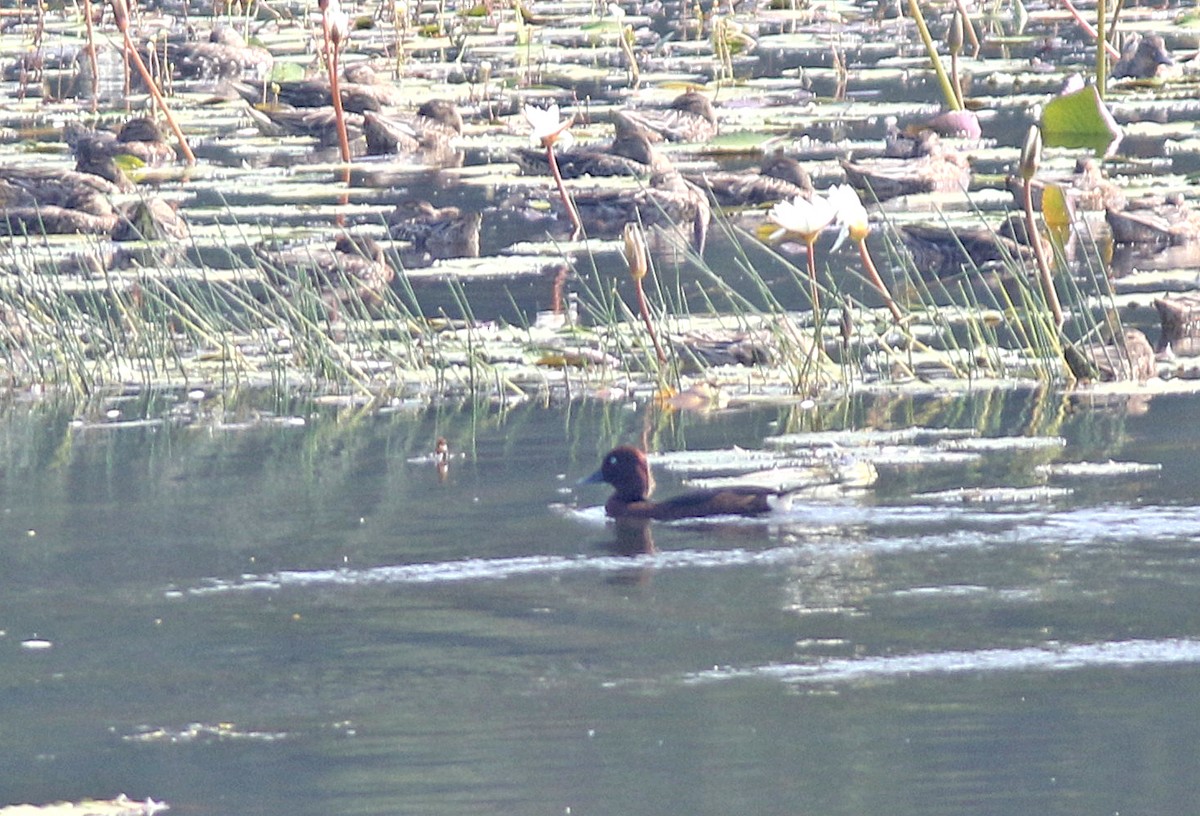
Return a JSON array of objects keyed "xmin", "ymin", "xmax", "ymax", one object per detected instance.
[
  {"xmin": 580, "ymin": 446, "xmax": 794, "ymax": 520},
  {"xmin": 685, "ymin": 150, "xmax": 813, "ymax": 208},
  {"xmin": 387, "ymin": 201, "xmax": 482, "ymax": 261},
  {"xmin": 512, "ymin": 130, "xmax": 668, "ymax": 179},
  {"xmin": 840, "ymin": 132, "xmax": 971, "ymax": 201},
  {"xmin": 613, "ymin": 91, "xmax": 718, "ymax": 143},
  {"xmin": 255, "ymin": 234, "xmax": 395, "ymax": 311}
]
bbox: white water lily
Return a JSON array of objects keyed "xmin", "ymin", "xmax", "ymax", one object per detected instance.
[
  {"xmin": 523, "ymin": 103, "xmax": 574, "ymax": 150},
  {"xmin": 826, "ymin": 183, "xmax": 869, "ymax": 250},
  {"xmin": 767, "ymin": 192, "xmax": 835, "ymax": 243}
]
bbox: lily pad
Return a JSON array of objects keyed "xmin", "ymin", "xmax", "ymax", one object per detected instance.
[{"xmin": 1041, "ymin": 85, "xmax": 1124, "ymax": 154}]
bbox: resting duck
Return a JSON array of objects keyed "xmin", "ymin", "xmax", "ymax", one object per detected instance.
[
  {"xmin": 168, "ymin": 26, "xmax": 273, "ymax": 82},
  {"xmin": 388, "ymin": 201, "xmax": 481, "ymax": 261},
  {"xmin": 246, "ymin": 105, "xmax": 365, "ymax": 147},
  {"xmin": 613, "ymin": 91, "xmax": 718, "ymax": 143},
  {"xmin": 512, "ymin": 130, "xmax": 669, "ymax": 179},
  {"xmin": 840, "ymin": 133, "xmax": 970, "ymax": 201},
  {"xmin": 68, "ymin": 117, "xmax": 176, "ymax": 184},
  {"xmin": 1111, "ymin": 34, "xmax": 1174, "ymax": 80},
  {"xmin": 255, "ymin": 234, "xmax": 395, "ymax": 309},
  {"xmin": 0, "ymin": 164, "xmax": 121, "ymax": 234},
  {"xmin": 1065, "ymin": 328, "xmax": 1156, "ymax": 383},
  {"xmin": 1106, "ymin": 193, "xmax": 1200, "ymax": 247},
  {"xmin": 362, "ymin": 100, "xmax": 463, "ymax": 157},
  {"xmin": 250, "ymin": 64, "xmax": 405, "ymax": 114},
  {"xmin": 580, "ymin": 445, "xmax": 792, "ymax": 520},
  {"xmin": 572, "ymin": 169, "xmax": 711, "ymax": 251},
  {"xmin": 685, "ymin": 150, "xmax": 813, "ymax": 208}
]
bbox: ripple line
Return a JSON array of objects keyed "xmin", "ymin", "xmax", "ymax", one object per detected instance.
[{"xmin": 684, "ymin": 638, "xmax": 1200, "ymax": 685}]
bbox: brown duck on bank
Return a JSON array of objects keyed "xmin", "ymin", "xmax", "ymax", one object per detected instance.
[
  {"xmin": 685, "ymin": 150, "xmax": 813, "ymax": 208},
  {"xmin": 388, "ymin": 201, "xmax": 481, "ymax": 261},
  {"xmin": 613, "ymin": 91, "xmax": 718, "ymax": 143},
  {"xmin": 255, "ymin": 234, "xmax": 395, "ymax": 310},
  {"xmin": 362, "ymin": 99, "xmax": 463, "ymax": 157},
  {"xmin": 841, "ymin": 133, "xmax": 970, "ymax": 201}
]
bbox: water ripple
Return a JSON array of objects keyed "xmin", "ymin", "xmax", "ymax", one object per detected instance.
[
  {"xmin": 683, "ymin": 638, "xmax": 1200, "ymax": 685},
  {"xmin": 178, "ymin": 504, "xmax": 1200, "ymax": 596}
]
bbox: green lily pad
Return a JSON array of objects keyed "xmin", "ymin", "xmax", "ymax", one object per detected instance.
[{"xmin": 1041, "ymin": 85, "xmax": 1124, "ymax": 154}]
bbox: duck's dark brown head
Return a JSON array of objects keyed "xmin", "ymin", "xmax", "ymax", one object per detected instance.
[
  {"xmin": 672, "ymin": 91, "xmax": 716, "ymax": 124},
  {"xmin": 581, "ymin": 445, "xmax": 653, "ymax": 503},
  {"xmin": 417, "ymin": 99, "xmax": 463, "ymax": 135}
]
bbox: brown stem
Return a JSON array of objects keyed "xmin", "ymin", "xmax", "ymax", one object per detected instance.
[
  {"xmin": 1058, "ymin": 0, "xmax": 1120, "ymax": 59},
  {"xmin": 1023, "ymin": 180, "xmax": 1063, "ymax": 329},
  {"xmin": 82, "ymin": 0, "xmax": 99, "ymax": 109},
  {"xmin": 323, "ymin": 11, "xmax": 352, "ymax": 165},
  {"xmin": 634, "ymin": 277, "xmax": 668, "ymax": 365},
  {"xmin": 857, "ymin": 238, "xmax": 904, "ymax": 323},
  {"xmin": 110, "ymin": 1, "xmax": 195, "ymax": 165},
  {"xmin": 546, "ymin": 145, "xmax": 583, "ymax": 239},
  {"xmin": 805, "ymin": 235, "xmax": 821, "ymax": 316}
]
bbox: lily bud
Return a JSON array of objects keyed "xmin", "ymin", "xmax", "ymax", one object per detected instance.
[
  {"xmin": 1019, "ymin": 125, "xmax": 1042, "ymax": 182},
  {"xmin": 623, "ymin": 222, "xmax": 648, "ymax": 282},
  {"xmin": 947, "ymin": 10, "xmax": 964, "ymax": 56}
]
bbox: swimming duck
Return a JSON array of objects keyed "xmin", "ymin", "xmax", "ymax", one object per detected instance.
[
  {"xmin": 840, "ymin": 136, "xmax": 970, "ymax": 201},
  {"xmin": 387, "ymin": 201, "xmax": 481, "ymax": 261},
  {"xmin": 580, "ymin": 445, "xmax": 790, "ymax": 520},
  {"xmin": 685, "ymin": 150, "xmax": 812, "ymax": 208},
  {"xmin": 613, "ymin": 91, "xmax": 717, "ymax": 143},
  {"xmin": 255, "ymin": 234, "xmax": 395, "ymax": 310},
  {"xmin": 362, "ymin": 100, "xmax": 463, "ymax": 157}
]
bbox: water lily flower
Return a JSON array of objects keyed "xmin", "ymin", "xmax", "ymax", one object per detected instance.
[
  {"xmin": 767, "ymin": 192, "xmax": 835, "ymax": 243},
  {"xmin": 827, "ymin": 183, "xmax": 869, "ymax": 249},
  {"xmin": 826, "ymin": 184, "xmax": 903, "ymax": 323},
  {"xmin": 523, "ymin": 103, "xmax": 582, "ymax": 237},
  {"xmin": 523, "ymin": 103, "xmax": 574, "ymax": 151},
  {"xmin": 768, "ymin": 192, "xmax": 836, "ymax": 315}
]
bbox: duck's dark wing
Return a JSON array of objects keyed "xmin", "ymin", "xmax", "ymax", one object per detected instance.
[{"xmin": 652, "ymin": 487, "xmax": 780, "ymax": 520}]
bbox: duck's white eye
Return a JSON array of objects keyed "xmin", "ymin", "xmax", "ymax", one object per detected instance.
[{"xmin": 608, "ymin": 455, "xmax": 618, "ymax": 465}]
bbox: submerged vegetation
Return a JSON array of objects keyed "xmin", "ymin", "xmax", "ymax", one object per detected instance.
[{"xmin": 1, "ymin": 0, "xmax": 1200, "ymax": 407}]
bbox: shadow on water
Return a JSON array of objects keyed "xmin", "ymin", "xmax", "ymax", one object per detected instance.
[{"xmin": 2, "ymin": 386, "xmax": 1200, "ymax": 814}]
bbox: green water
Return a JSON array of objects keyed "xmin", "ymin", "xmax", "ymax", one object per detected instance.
[{"xmin": 1, "ymin": 388, "xmax": 1198, "ymax": 815}]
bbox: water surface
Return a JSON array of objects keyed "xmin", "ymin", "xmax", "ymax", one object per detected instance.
[{"xmin": 1, "ymin": 388, "xmax": 1198, "ymax": 815}]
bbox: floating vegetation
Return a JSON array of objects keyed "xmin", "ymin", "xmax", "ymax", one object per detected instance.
[{"xmin": 2, "ymin": 0, "xmax": 1200, "ymax": 407}]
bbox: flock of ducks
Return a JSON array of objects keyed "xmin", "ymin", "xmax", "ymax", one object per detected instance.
[{"xmin": 2, "ymin": 24, "xmax": 1198, "ymax": 358}]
